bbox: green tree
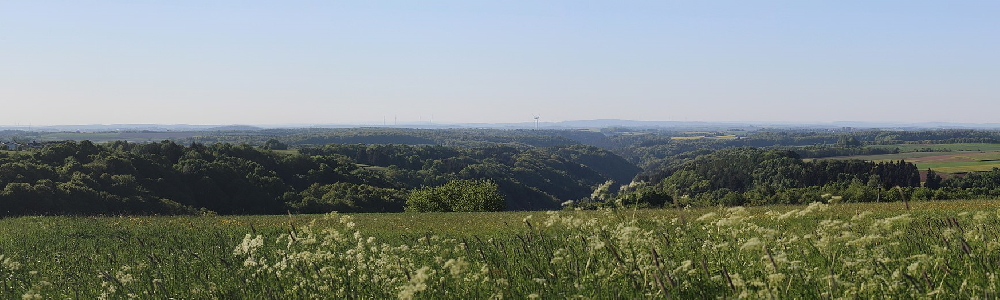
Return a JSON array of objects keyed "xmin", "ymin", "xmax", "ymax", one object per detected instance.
[
  {"xmin": 924, "ymin": 169, "xmax": 942, "ymax": 190},
  {"xmin": 405, "ymin": 179, "xmax": 505, "ymax": 212},
  {"xmin": 837, "ymin": 135, "xmax": 862, "ymax": 147},
  {"xmin": 263, "ymin": 139, "xmax": 288, "ymax": 150},
  {"xmin": 292, "ymin": 182, "xmax": 404, "ymax": 213}
]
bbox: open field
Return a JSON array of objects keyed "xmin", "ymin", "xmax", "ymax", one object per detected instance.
[
  {"xmin": 822, "ymin": 151, "xmax": 958, "ymax": 161},
  {"xmin": 828, "ymin": 144, "xmax": 1000, "ymax": 173},
  {"xmin": 5, "ymin": 200, "xmax": 1000, "ymax": 298},
  {"xmin": 931, "ymin": 164, "xmax": 1000, "ymax": 174},
  {"xmin": 872, "ymin": 143, "xmax": 1000, "ymax": 152},
  {"xmin": 670, "ymin": 136, "xmax": 705, "ymax": 140},
  {"xmin": 669, "ymin": 135, "xmax": 739, "ymax": 141}
]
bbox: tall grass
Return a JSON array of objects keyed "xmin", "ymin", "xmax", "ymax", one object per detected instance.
[{"xmin": 3, "ymin": 201, "xmax": 1000, "ymax": 298}]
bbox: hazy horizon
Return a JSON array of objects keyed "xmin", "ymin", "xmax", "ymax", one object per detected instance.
[
  {"xmin": 6, "ymin": 119, "xmax": 1000, "ymax": 131},
  {"xmin": 2, "ymin": 1, "xmax": 998, "ymax": 126}
]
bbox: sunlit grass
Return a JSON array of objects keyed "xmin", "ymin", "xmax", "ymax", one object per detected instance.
[{"xmin": 4, "ymin": 199, "xmax": 1000, "ymax": 298}]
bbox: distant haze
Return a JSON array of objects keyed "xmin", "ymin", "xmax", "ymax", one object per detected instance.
[{"xmin": 1, "ymin": 1, "xmax": 998, "ymax": 126}]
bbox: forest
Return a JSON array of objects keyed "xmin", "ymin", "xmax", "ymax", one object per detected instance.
[
  {"xmin": 0, "ymin": 140, "xmax": 635, "ymax": 216},
  {"xmin": 3, "ymin": 128, "xmax": 1000, "ymax": 215}
]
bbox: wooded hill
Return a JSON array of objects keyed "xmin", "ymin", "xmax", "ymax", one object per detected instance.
[
  {"xmin": 6, "ymin": 128, "xmax": 1000, "ymax": 215},
  {"xmin": 0, "ymin": 140, "xmax": 638, "ymax": 216}
]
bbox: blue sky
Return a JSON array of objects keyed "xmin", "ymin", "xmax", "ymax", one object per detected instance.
[{"xmin": 1, "ymin": 1, "xmax": 997, "ymax": 125}]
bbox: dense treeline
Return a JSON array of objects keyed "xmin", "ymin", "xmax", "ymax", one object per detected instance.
[
  {"xmin": 784, "ymin": 145, "xmax": 899, "ymax": 158},
  {"xmin": 181, "ymin": 128, "xmax": 605, "ymax": 149},
  {"xmin": 939, "ymin": 168, "xmax": 1000, "ymax": 198},
  {"xmin": 13, "ymin": 127, "xmax": 994, "ymax": 171},
  {"xmin": 0, "ymin": 141, "xmax": 636, "ymax": 216},
  {"xmin": 0, "ymin": 141, "xmax": 382, "ymax": 216},
  {"xmin": 602, "ymin": 147, "xmax": 1000, "ymax": 209},
  {"xmin": 864, "ymin": 129, "xmax": 1000, "ymax": 145},
  {"xmin": 607, "ymin": 148, "xmax": 923, "ymax": 208},
  {"xmin": 298, "ymin": 143, "xmax": 640, "ymax": 210},
  {"xmin": 610, "ymin": 130, "xmax": 1000, "ymax": 170},
  {"xmin": 7, "ymin": 128, "xmax": 1000, "ymax": 215}
]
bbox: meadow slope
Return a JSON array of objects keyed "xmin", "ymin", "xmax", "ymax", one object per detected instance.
[{"xmin": 3, "ymin": 200, "xmax": 1000, "ymax": 298}]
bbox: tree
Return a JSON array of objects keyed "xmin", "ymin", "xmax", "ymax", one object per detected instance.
[
  {"xmin": 263, "ymin": 139, "xmax": 288, "ymax": 150},
  {"xmin": 837, "ymin": 135, "xmax": 862, "ymax": 147},
  {"xmin": 924, "ymin": 169, "xmax": 942, "ymax": 190},
  {"xmin": 292, "ymin": 182, "xmax": 405, "ymax": 213},
  {"xmin": 405, "ymin": 179, "xmax": 505, "ymax": 212}
]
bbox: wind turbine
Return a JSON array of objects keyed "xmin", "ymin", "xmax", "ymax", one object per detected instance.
[{"xmin": 532, "ymin": 114, "xmax": 540, "ymax": 130}]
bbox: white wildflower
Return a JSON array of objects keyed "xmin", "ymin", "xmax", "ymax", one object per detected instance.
[
  {"xmin": 696, "ymin": 212, "xmax": 717, "ymax": 222},
  {"xmin": 740, "ymin": 237, "xmax": 763, "ymax": 251},
  {"xmin": 233, "ymin": 234, "xmax": 264, "ymax": 256}
]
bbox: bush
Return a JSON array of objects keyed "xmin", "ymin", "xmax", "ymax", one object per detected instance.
[{"xmin": 405, "ymin": 179, "xmax": 505, "ymax": 212}]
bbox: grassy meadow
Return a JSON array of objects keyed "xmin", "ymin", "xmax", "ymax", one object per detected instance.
[
  {"xmin": 874, "ymin": 143, "xmax": 1000, "ymax": 152},
  {"xmin": 826, "ymin": 143, "xmax": 1000, "ymax": 174},
  {"xmin": 4, "ymin": 200, "xmax": 1000, "ymax": 298}
]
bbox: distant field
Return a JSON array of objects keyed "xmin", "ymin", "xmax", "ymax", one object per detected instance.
[
  {"xmin": 37, "ymin": 132, "xmax": 121, "ymax": 141},
  {"xmin": 825, "ymin": 143, "xmax": 1000, "ymax": 173},
  {"xmin": 872, "ymin": 143, "xmax": 1000, "ymax": 152},
  {"xmin": 822, "ymin": 151, "xmax": 955, "ymax": 161},
  {"xmin": 670, "ymin": 136, "xmax": 705, "ymax": 140},
  {"xmin": 670, "ymin": 135, "xmax": 739, "ymax": 140},
  {"xmin": 5, "ymin": 200, "xmax": 1000, "ymax": 298},
  {"xmin": 932, "ymin": 164, "xmax": 1000, "ymax": 173}
]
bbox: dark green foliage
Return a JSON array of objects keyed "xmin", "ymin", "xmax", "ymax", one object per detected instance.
[
  {"xmin": 186, "ymin": 128, "xmax": 586, "ymax": 148},
  {"xmin": 790, "ymin": 145, "xmax": 899, "ymax": 158},
  {"xmin": 0, "ymin": 141, "xmax": 379, "ymax": 216},
  {"xmin": 405, "ymin": 179, "xmax": 505, "ymax": 212},
  {"xmin": 291, "ymin": 182, "xmax": 405, "ymax": 213},
  {"xmin": 262, "ymin": 139, "xmax": 288, "ymax": 150},
  {"xmin": 925, "ymin": 169, "xmax": 942, "ymax": 189},
  {"xmin": 10, "ymin": 127, "xmax": 1000, "ymax": 215},
  {"xmin": 618, "ymin": 147, "xmax": 924, "ymax": 207},
  {"xmin": 837, "ymin": 135, "xmax": 863, "ymax": 147},
  {"xmin": 298, "ymin": 143, "xmax": 637, "ymax": 210},
  {"xmin": 0, "ymin": 139, "xmax": 633, "ymax": 216},
  {"xmin": 943, "ymin": 168, "xmax": 1000, "ymax": 192}
]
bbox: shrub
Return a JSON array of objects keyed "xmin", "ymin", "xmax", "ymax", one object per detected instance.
[{"xmin": 405, "ymin": 179, "xmax": 505, "ymax": 212}]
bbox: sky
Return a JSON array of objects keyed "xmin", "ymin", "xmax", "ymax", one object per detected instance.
[{"xmin": 1, "ymin": 1, "xmax": 998, "ymax": 126}]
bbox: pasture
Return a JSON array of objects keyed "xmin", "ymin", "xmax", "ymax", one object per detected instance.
[
  {"xmin": 827, "ymin": 144, "xmax": 1000, "ymax": 174},
  {"xmin": 874, "ymin": 143, "xmax": 1000, "ymax": 152},
  {"xmin": 4, "ymin": 200, "xmax": 1000, "ymax": 298}
]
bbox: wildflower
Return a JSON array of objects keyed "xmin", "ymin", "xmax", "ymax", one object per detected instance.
[
  {"xmin": 777, "ymin": 209, "xmax": 800, "ymax": 220},
  {"xmin": 233, "ymin": 234, "xmax": 264, "ymax": 256},
  {"xmin": 740, "ymin": 237, "xmax": 762, "ymax": 251},
  {"xmin": 696, "ymin": 212, "xmax": 717, "ymax": 222},
  {"xmin": 768, "ymin": 273, "xmax": 787, "ymax": 285},
  {"xmin": 21, "ymin": 290, "xmax": 42, "ymax": 300},
  {"xmin": 444, "ymin": 258, "xmax": 468, "ymax": 277},
  {"xmin": 398, "ymin": 266, "xmax": 432, "ymax": 300},
  {"xmin": 588, "ymin": 238, "xmax": 606, "ymax": 251},
  {"xmin": 673, "ymin": 260, "xmax": 693, "ymax": 274},
  {"xmin": 0, "ymin": 255, "xmax": 21, "ymax": 271},
  {"xmin": 974, "ymin": 211, "xmax": 991, "ymax": 222}
]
